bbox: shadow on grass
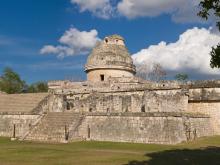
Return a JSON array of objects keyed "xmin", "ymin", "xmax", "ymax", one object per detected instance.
[{"xmin": 124, "ymin": 147, "xmax": 220, "ymax": 165}]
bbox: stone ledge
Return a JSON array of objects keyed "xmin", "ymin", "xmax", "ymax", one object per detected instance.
[
  {"xmin": 188, "ymin": 99, "xmax": 220, "ymax": 102},
  {"xmin": 85, "ymin": 112, "xmax": 210, "ymax": 118},
  {"xmin": 0, "ymin": 111, "xmax": 209, "ymax": 118},
  {"xmin": 187, "ymin": 80, "xmax": 220, "ymax": 89},
  {"xmin": 0, "ymin": 112, "xmax": 40, "ymax": 115}
]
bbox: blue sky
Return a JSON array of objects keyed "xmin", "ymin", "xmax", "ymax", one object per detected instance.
[{"xmin": 0, "ymin": 0, "xmax": 219, "ymax": 83}]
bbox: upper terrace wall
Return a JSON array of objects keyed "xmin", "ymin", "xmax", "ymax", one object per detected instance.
[
  {"xmin": 49, "ymin": 89, "xmax": 188, "ymax": 113},
  {"xmin": 188, "ymin": 88, "xmax": 220, "ymax": 101}
]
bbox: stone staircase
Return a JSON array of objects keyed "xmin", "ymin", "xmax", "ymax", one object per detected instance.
[
  {"xmin": 24, "ymin": 112, "xmax": 85, "ymax": 143},
  {"xmin": 0, "ymin": 93, "xmax": 48, "ymax": 113}
]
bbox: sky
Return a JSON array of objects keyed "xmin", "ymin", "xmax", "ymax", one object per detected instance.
[{"xmin": 0, "ymin": 0, "xmax": 219, "ymax": 83}]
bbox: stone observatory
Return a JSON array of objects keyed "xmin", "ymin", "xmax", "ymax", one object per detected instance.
[
  {"xmin": 85, "ymin": 34, "xmax": 136, "ymax": 82},
  {"xmin": 1, "ymin": 34, "xmax": 220, "ymax": 144}
]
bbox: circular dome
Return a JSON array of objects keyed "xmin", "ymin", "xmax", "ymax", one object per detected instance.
[{"xmin": 85, "ymin": 35, "xmax": 136, "ymax": 74}]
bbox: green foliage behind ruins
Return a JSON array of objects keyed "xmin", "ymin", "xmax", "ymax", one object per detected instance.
[{"xmin": 0, "ymin": 67, "xmax": 48, "ymax": 94}]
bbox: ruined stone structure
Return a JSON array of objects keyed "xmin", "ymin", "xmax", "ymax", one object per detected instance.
[
  {"xmin": 85, "ymin": 35, "xmax": 136, "ymax": 82},
  {"xmin": 0, "ymin": 35, "xmax": 220, "ymax": 144}
]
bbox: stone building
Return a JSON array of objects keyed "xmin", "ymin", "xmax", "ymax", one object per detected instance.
[
  {"xmin": 85, "ymin": 35, "xmax": 136, "ymax": 82},
  {"xmin": 0, "ymin": 35, "xmax": 220, "ymax": 144}
]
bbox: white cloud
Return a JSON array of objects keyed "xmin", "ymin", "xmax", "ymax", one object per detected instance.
[
  {"xmin": 70, "ymin": 0, "xmax": 207, "ymax": 23},
  {"xmin": 117, "ymin": 0, "xmax": 203, "ymax": 23},
  {"xmin": 132, "ymin": 27, "xmax": 220, "ymax": 77},
  {"xmin": 40, "ymin": 28, "xmax": 100, "ymax": 58},
  {"xmin": 70, "ymin": 0, "xmax": 114, "ymax": 19}
]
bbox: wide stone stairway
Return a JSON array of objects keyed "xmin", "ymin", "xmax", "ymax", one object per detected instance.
[
  {"xmin": 24, "ymin": 112, "xmax": 85, "ymax": 143},
  {"xmin": 0, "ymin": 93, "xmax": 48, "ymax": 113}
]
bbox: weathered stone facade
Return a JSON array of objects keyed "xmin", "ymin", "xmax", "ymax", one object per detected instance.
[
  {"xmin": 85, "ymin": 35, "xmax": 136, "ymax": 82},
  {"xmin": 0, "ymin": 115, "xmax": 40, "ymax": 138},
  {"xmin": 0, "ymin": 35, "xmax": 219, "ymax": 144},
  {"xmin": 77, "ymin": 113, "xmax": 212, "ymax": 144},
  {"xmin": 0, "ymin": 93, "xmax": 48, "ymax": 139},
  {"xmin": 44, "ymin": 79, "xmax": 217, "ymax": 144}
]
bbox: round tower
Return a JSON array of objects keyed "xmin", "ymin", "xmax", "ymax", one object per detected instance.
[{"xmin": 85, "ymin": 34, "xmax": 136, "ymax": 82}]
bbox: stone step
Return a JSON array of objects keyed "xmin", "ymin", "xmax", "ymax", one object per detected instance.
[
  {"xmin": 0, "ymin": 93, "xmax": 48, "ymax": 113},
  {"xmin": 24, "ymin": 112, "xmax": 84, "ymax": 143}
]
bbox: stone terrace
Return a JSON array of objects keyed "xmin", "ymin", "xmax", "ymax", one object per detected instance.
[{"xmin": 0, "ymin": 93, "xmax": 48, "ymax": 114}]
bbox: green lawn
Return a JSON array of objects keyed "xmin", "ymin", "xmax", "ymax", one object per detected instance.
[{"xmin": 0, "ymin": 136, "xmax": 220, "ymax": 165}]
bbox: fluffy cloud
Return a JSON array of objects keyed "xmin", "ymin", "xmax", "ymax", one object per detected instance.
[
  {"xmin": 132, "ymin": 27, "xmax": 220, "ymax": 78},
  {"xmin": 70, "ymin": 0, "xmax": 207, "ymax": 23},
  {"xmin": 70, "ymin": 0, "xmax": 114, "ymax": 19},
  {"xmin": 40, "ymin": 28, "xmax": 100, "ymax": 58},
  {"xmin": 117, "ymin": 0, "xmax": 202, "ymax": 23}
]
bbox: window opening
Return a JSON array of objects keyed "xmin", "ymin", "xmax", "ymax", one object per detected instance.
[
  {"xmin": 100, "ymin": 74, "xmax": 104, "ymax": 81},
  {"xmin": 141, "ymin": 105, "xmax": 145, "ymax": 112}
]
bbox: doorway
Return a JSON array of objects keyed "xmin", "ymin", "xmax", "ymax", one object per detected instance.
[{"xmin": 100, "ymin": 74, "xmax": 105, "ymax": 81}]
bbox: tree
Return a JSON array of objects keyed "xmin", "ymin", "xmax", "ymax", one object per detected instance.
[
  {"xmin": 136, "ymin": 62, "xmax": 166, "ymax": 81},
  {"xmin": 198, "ymin": 0, "xmax": 220, "ymax": 31},
  {"xmin": 175, "ymin": 73, "xmax": 189, "ymax": 82},
  {"xmin": 135, "ymin": 61, "xmax": 152, "ymax": 80},
  {"xmin": 149, "ymin": 63, "xmax": 167, "ymax": 82},
  {"xmin": 0, "ymin": 67, "xmax": 26, "ymax": 94},
  {"xmin": 198, "ymin": 0, "xmax": 220, "ymax": 68},
  {"xmin": 27, "ymin": 81, "xmax": 48, "ymax": 93},
  {"xmin": 210, "ymin": 44, "xmax": 220, "ymax": 68}
]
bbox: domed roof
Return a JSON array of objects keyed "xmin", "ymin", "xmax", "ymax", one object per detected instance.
[
  {"xmin": 85, "ymin": 34, "xmax": 136, "ymax": 73},
  {"xmin": 106, "ymin": 34, "xmax": 124, "ymax": 41}
]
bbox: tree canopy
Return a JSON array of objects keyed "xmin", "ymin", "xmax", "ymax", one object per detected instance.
[
  {"xmin": 175, "ymin": 73, "xmax": 189, "ymax": 82},
  {"xmin": 198, "ymin": 0, "xmax": 220, "ymax": 30},
  {"xmin": 0, "ymin": 67, "xmax": 48, "ymax": 94},
  {"xmin": 198, "ymin": 0, "xmax": 220, "ymax": 68},
  {"xmin": 27, "ymin": 82, "xmax": 48, "ymax": 93},
  {"xmin": 136, "ymin": 62, "xmax": 166, "ymax": 81},
  {"xmin": 149, "ymin": 63, "xmax": 167, "ymax": 82},
  {"xmin": 0, "ymin": 67, "xmax": 26, "ymax": 94},
  {"xmin": 210, "ymin": 44, "xmax": 220, "ymax": 68}
]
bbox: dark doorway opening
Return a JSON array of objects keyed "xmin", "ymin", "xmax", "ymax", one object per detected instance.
[
  {"xmin": 100, "ymin": 74, "xmax": 105, "ymax": 81},
  {"xmin": 67, "ymin": 102, "xmax": 70, "ymax": 110},
  {"xmin": 88, "ymin": 126, "xmax": 91, "ymax": 139},
  {"xmin": 141, "ymin": 105, "xmax": 145, "ymax": 112},
  {"xmin": 89, "ymin": 108, "xmax": 92, "ymax": 112}
]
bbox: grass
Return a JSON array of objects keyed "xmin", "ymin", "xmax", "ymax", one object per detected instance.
[{"xmin": 0, "ymin": 136, "xmax": 220, "ymax": 165}]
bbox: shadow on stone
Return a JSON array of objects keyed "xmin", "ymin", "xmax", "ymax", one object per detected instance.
[{"xmin": 123, "ymin": 147, "xmax": 220, "ymax": 165}]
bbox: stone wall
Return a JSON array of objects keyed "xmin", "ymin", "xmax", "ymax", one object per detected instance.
[
  {"xmin": 44, "ymin": 81, "xmax": 220, "ymax": 144},
  {"xmin": 48, "ymin": 94, "xmax": 65, "ymax": 112},
  {"xmin": 188, "ymin": 101, "xmax": 220, "ymax": 134},
  {"xmin": 87, "ymin": 69, "xmax": 134, "ymax": 82},
  {"xmin": 1, "ymin": 80, "xmax": 219, "ymax": 144},
  {"xmin": 187, "ymin": 87, "xmax": 220, "ymax": 134},
  {"xmin": 0, "ymin": 115, "xmax": 40, "ymax": 138},
  {"xmin": 76, "ymin": 113, "xmax": 213, "ymax": 144},
  {"xmin": 0, "ymin": 93, "xmax": 49, "ymax": 139},
  {"xmin": 189, "ymin": 88, "xmax": 220, "ymax": 101},
  {"xmin": 59, "ymin": 89, "xmax": 188, "ymax": 114}
]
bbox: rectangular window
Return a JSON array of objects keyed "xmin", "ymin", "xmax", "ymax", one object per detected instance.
[{"xmin": 100, "ymin": 74, "xmax": 104, "ymax": 81}]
